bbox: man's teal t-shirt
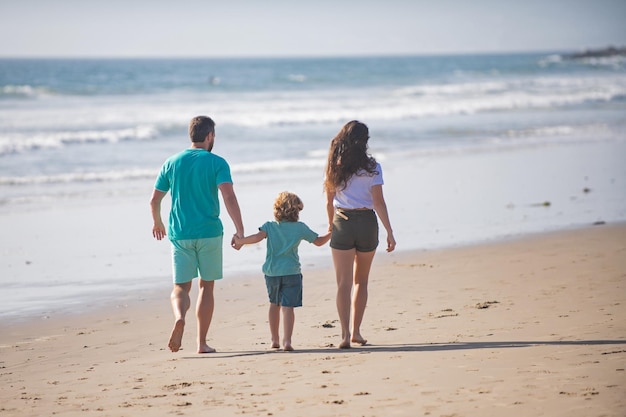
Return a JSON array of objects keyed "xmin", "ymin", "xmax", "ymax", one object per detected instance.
[
  {"xmin": 154, "ymin": 148, "xmax": 232, "ymax": 240},
  {"xmin": 260, "ymin": 221, "xmax": 319, "ymax": 277}
]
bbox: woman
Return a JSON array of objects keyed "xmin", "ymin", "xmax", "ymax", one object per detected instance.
[{"xmin": 324, "ymin": 120, "xmax": 396, "ymax": 349}]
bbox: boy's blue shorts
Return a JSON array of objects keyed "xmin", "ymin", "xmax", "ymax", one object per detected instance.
[
  {"xmin": 171, "ymin": 236, "xmax": 223, "ymax": 284},
  {"xmin": 265, "ymin": 274, "xmax": 303, "ymax": 307}
]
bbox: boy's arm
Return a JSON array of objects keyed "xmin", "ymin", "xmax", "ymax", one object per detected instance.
[
  {"xmin": 235, "ymin": 230, "xmax": 267, "ymax": 246},
  {"xmin": 312, "ymin": 231, "xmax": 331, "ymax": 247}
]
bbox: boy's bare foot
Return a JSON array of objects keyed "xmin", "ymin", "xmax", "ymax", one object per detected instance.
[
  {"xmin": 338, "ymin": 340, "xmax": 351, "ymax": 349},
  {"xmin": 198, "ymin": 343, "xmax": 216, "ymax": 354},
  {"xmin": 168, "ymin": 319, "xmax": 185, "ymax": 352},
  {"xmin": 351, "ymin": 335, "xmax": 368, "ymax": 345}
]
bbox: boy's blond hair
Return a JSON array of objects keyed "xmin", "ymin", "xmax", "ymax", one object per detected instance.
[{"xmin": 273, "ymin": 191, "xmax": 304, "ymax": 222}]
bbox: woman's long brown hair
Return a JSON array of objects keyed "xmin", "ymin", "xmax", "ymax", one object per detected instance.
[{"xmin": 324, "ymin": 120, "xmax": 378, "ymax": 192}]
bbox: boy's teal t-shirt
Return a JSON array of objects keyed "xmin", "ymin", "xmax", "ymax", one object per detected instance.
[
  {"xmin": 154, "ymin": 148, "xmax": 232, "ymax": 240},
  {"xmin": 260, "ymin": 221, "xmax": 318, "ymax": 277}
]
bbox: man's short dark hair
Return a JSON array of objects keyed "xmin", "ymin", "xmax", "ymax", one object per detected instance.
[{"xmin": 189, "ymin": 116, "xmax": 215, "ymax": 142}]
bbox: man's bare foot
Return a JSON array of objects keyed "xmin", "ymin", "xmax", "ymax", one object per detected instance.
[
  {"xmin": 198, "ymin": 343, "xmax": 216, "ymax": 354},
  {"xmin": 168, "ymin": 319, "xmax": 185, "ymax": 352},
  {"xmin": 351, "ymin": 335, "xmax": 368, "ymax": 345}
]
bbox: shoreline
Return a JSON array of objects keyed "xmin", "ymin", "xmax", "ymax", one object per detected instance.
[
  {"xmin": 1, "ymin": 223, "xmax": 624, "ymax": 416},
  {"xmin": 2, "ymin": 219, "xmax": 618, "ymax": 325}
]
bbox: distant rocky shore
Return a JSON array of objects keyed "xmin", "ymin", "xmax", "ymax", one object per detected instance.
[{"xmin": 564, "ymin": 46, "xmax": 626, "ymax": 59}]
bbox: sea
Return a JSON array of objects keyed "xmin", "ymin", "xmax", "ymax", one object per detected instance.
[{"xmin": 1, "ymin": 52, "xmax": 625, "ymax": 319}]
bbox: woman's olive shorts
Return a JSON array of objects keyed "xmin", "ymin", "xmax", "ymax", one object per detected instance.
[{"xmin": 330, "ymin": 209, "xmax": 379, "ymax": 252}]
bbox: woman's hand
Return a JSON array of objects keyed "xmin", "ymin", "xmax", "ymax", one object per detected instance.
[{"xmin": 386, "ymin": 232, "xmax": 396, "ymax": 252}]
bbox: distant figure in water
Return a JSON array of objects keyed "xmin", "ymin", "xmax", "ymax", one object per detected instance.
[{"xmin": 150, "ymin": 115, "xmax": 244, "ymax": 354}]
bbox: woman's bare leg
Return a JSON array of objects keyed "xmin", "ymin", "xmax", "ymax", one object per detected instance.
[
  {"xmin": 332, "ymin": 248, "xmax": 356, "ymax": 348},
  {"xmin": 352, "ymin": 250, "xmax": 376, "ymax": 345}
]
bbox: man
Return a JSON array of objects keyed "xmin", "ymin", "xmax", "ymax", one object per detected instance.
[{"xmin": 150, "ymin": 116, "xmax": 244, "ymax": 354}]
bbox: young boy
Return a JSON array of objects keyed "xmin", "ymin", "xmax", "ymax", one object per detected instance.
[{"xmin": 234, "ymin": 191, "xmax": 330, "ymax": 351}]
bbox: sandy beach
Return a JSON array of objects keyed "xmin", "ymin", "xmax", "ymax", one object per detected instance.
[{"xmin": 1, "ymin": 222, "xmax": 624, "ymax": 417}]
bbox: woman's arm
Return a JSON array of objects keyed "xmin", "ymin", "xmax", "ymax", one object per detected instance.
[
  {"xmin": 371, "ymin": 184, "xmax": 396, "ymax": 252},
  {"xmin": 325, "ymin": 189, "xmax": 336, "ymax": 232}
]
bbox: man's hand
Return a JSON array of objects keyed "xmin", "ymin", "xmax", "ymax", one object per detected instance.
[{"xmin": 152, "ymin": 222, "xmax": 167, "ymax": 240}]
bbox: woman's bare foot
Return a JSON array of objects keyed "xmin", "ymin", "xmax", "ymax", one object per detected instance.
[
  {"xmin": 198, "ymin": 343, "xmax": 216, "ymax": 354},
  {"xmin": 283, "ymin": 343, "xmax": 294, "ymax": 352},
  {"xmin": 351, "ymin": 335, "xmax": 368, "ymax": 345},
  {"xmin": 271, "ymin": 340, "xmax": 280, "ymax": 349},
  {"xmin": 168, "ymin": 319, "xmax": 185, "ymax": 352}
]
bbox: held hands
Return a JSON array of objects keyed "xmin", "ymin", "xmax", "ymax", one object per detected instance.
[{"xmin": 231, "ymin": 234, "xmax": 243, "ymax": 250}]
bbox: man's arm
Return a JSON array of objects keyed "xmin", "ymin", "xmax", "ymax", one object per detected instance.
[
  {"xmin": 150, "ymin": 189, "xmax": 167, "ymax": 240},
  {"xmin": 218, "ymin": 182, "xmax": 245, "ymax": 248}
]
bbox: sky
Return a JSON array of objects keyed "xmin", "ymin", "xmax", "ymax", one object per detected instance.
[{"xmin": 0, "ymin": 0, "xmax": 625, "ymax": 58}]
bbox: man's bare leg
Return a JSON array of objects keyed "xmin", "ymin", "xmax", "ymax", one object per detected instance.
[
  {"xmin": 196, "ymin": 279, "xmax": 216, "ymax": 353},
  {"xmin": 268, "ymin": 303, "xmax": 281, "ymax": 349},
  {"xmin": 169, "ymin": 282, "xmax": 192, "ymax": 352}
]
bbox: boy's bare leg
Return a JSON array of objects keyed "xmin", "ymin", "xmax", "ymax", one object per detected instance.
[
  {"xmin": 281, "ymin": 306, "xmax": 295, "ymax": 351},
  {"xmin": 196, "ymin": 280, "xmax": 216, "ymax": 353},
  {"xmin": 351, "ymin": 250, "xmax": 376, "ymax": 346},
  {"xmin": 268, "ymin": 303, "xmax": 280, "ymax": 348},
  {"xmin": 169, "ymin": 282, "xmax": 192, "ymax": 352}
]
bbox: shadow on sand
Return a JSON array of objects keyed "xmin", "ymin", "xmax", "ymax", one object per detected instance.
[{"xmin": 182, "ymin": 339, "xmax": 626, "ymax": 359}]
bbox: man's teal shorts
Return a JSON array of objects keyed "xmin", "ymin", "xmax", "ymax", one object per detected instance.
[{"xmin": 170, "ymin": 236, "xmax": 223, "ymax": 284}]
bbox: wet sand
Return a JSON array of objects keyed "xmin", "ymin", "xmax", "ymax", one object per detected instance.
[{"xmin": 1, "ymin": 223, "xmax": 625, "ymax": 416}]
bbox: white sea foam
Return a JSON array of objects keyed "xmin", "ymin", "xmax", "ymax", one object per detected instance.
[
  {"xmin": 0, "ymin": 84, "xmax": 53, "ymax": 98},
  {"xmin": 0, "ymin": 168, "xmax": 158, "ymax": 185},
  {"xmin": 0, "ymin": 125, "xmax": 158, "ymax": 155}
]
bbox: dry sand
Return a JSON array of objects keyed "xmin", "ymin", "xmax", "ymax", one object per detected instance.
[{"xmin": 1, "ymin": 223, "xmax": 625, "ymax": 416}]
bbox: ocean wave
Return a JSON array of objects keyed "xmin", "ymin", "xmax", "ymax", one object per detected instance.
[
  {"xmin": 0, "ymin": 84, "xmax": 55, "ymax": 99},
  {"xmin": 2, "ymin": 74, "xmax": 625, "ymax": 141},
  {"xmin": 232, "ymin": 158, "xmax": 325, "ymax": 173},
  {"xmin": 393, "ymin": 75, "xmax": 626, "ymax": 98},
  {"xmin": 0, "ymin": 125, "xmax": 158, "ymax": 155},
  {"xmin": 0, "ymin": 168, "xmax": 158, "ymax": 185},
  {"xmin": 0, "ymin": 158, "xmax": 326, "ymax": 186}
]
